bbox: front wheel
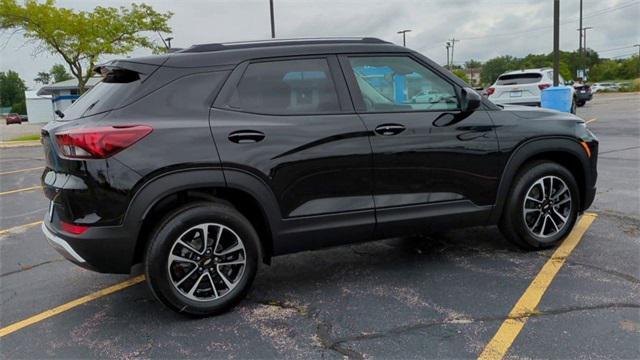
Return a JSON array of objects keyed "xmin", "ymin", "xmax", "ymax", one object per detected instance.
[
  {"xmin": 499, "ymin": 161, "xmax": 579, "ymax": 250},
  {"xmin": 570, "ymin": 99, "xmax": 577, "ymax": 114},
  {"xmin": 145, "ymin": 202, "xmax": 260, "ymax": 316}
]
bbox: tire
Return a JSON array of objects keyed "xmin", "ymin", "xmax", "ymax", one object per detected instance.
[
  {"xmin": 145, "ymin": 202, "xmax": 260, "ymax": 316},
  {"xmin": 570, "ymin": 99, "xmax": 577, "ymax": 114},
  {"xmin": 577, "ymin": 100, "xmax": 586, "ymax": 107},
  {"xmin": 499, "ymin": 161, "xmax": 580, "ymax": 250}
]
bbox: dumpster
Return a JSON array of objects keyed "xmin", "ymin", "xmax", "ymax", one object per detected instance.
[{"xmin": 541, "ymin": 86, "xmax": 573, "ymax": 113}]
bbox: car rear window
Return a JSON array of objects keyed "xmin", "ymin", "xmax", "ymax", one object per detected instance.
[
  {"xmin": 496, "ymin": 73, "xmax": 542, "ymax": 85},
  {"xmin": 61, "ymin": 70, "xmax": 142, "ymax": 120}
]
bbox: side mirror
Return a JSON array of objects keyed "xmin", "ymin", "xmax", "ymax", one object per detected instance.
[{"xmin": 460, "ymin": 87, "xmax": 481, "ymax": 112}]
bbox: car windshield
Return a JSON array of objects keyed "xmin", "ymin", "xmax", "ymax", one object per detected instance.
[{"xmin": 496, "ymin": 73, "xmax": 542, "ymax": 85}]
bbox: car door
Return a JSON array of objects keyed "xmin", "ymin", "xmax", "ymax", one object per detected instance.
[
  {"xmin": 338, "ymin": 54, "xmax": 501, "ymax": 238},
  {"xmin": 211, "ymin": 55, "xmax": 375, "ymax": 252}
]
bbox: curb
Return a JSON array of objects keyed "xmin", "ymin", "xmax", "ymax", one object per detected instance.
[{"xmin": 0, "ymin": 140, "xmax": 41, "ymax": 149}]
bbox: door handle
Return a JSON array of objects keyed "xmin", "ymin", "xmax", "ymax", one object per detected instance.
[
  {"xmin": 375, "ymin": 124, "xmax": 406, "ymax": 136},
  {"xmin": 228, "ymin": 130, "xmax": 265, "ymax": 144}
]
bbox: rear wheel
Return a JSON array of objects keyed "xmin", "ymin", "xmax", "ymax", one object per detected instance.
[
  {"xmin": 145, "ymin": 202, "xmax": 259, "ymax": 316},
  {"xmin": 499, "ymin": 161, "xmax": 579, "ymax": 250},
  {"xmin": 577, "ymin": 100, "xmax": 586, "ymax": 107},
  {"xmin": 570, "ymin": 99, "xmax": 577, "ymax": 114}
]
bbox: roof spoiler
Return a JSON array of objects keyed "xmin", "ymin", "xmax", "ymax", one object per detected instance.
[{"xmin": 93, "ymin": 58, "xmax": 166, "ymax": 83}]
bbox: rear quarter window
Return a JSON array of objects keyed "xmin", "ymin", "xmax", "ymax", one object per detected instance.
[
  {"xmin": 227, "ymin": 58, "xmax": 341, "ymax": 115},
  {"xmin": 496, "ymin": 73, "xmax": 542, "ymax": 85}
]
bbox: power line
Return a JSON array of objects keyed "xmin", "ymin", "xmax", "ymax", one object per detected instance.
[
  {"xmin": 596, "ymin": 45, "xmax": 638, "ymax": 53},
  {"xmin": 454, "ymin": 0, "xmax": 638, "ymax": 42}
]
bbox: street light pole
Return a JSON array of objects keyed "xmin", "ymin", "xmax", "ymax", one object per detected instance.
[
  {"xmin": 269, "ymin": 0, "xmax": 275, "ymax": 38},
  {"xmin": 553, "ymin": 0, "xmax": 560, "ymax": 86},
  {"xmin": 578, "ymin": 0, "xmax": 583, "ymax": 79},
  {"xmin": 397, "ymin": 29, "xmax": 411, "ymax": 47}
]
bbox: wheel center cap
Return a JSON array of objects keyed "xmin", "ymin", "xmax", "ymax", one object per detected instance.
[{"xmin": 203, "ymin": 258, "xmax": 212, "ymax": 266}]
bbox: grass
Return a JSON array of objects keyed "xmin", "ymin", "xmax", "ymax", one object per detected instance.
[{"xmin": 7, "ymin": 134, "xmax": 40, "ymax": 142}]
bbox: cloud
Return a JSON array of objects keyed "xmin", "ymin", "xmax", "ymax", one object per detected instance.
[{"xmin": 1, "ymin": 0, "xmax": 637, "ymax": 89}]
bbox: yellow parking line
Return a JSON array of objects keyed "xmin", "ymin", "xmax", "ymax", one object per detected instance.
[
  {"xmin": 0, "ymin": 275, "xmax": 145, "ymax": 338},
  {"xmin": 0, "ymin": 166, "xmax": 44, "ymax": 176},
  {"xmin": 0, "ymin": 220, "xmax": 43, "ymax": 236},
  {"xmin": 0, "ymin": 186, "xmax": 41, "ymax": 196},
  {"xmin": 586, "ymin": 118, "xmax": 597, "ymax": 124},
  {"xmin": 477, "ymin": 212, "xmax": 597, "ymax": 360}
]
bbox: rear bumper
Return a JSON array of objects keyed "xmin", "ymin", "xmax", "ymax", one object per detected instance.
[
  {"xmin": 42, "ymin": 220, "xmax": 137, "ymax": 274},
  {"xmin": 576, "ymin": 93, "xmax": 593, "ymax": 101},
  {"xmin": 490, "ymin": 97, "xmax": 541, "ymax": 107}
]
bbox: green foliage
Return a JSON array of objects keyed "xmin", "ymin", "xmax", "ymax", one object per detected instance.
[
  {"xmin": 0, "ymin": 0, "xmax": 173, "ymax": 93},
  {"xmin": 464, "ymin": 59, "xmax": 482, "ymax": 69},
  {"xmin": 9, "ymin": 133, "xmax": 40, "ymax": 141},
  {"xmin": 0, "ymin": 70, "xmax": 26, "ymax": 109},
  {"xmin": 10, "ymin": 99, "xmax": 26, "ymax": 114},
  {"xmin": 34, "ymin": 71, "xmax": 51, "ymax": 85},
  {"xmin": 480, "ymin": 55, "xmax": 517, "ymax": 85},
  {"xmin": 589, "ymin": 56, "xmax": 639, "ymax": 82},
  {"xmin": 452, "ymin": 69, "xmax": 470, "ymax": 83},
  {"xmin": 50, "ymin": 64, "xmax": 72, "ymax": 83}
]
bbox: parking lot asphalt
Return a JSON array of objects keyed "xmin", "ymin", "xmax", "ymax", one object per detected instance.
[{"xmin": 0, "ymin": 93, "xmax": 638, "ymax": 359}]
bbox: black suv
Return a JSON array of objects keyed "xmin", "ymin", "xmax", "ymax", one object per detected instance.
[{"xmin": 41, "ymin": 38, "xmax": 597, "ymax": 316}]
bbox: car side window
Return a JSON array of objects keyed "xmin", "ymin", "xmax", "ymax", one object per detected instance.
[
  {"xmin": 347, "ymin": 56, "xmax": 459, "ymax": 112},
  {"xmin": 228, "ymin": 58, "xmax": 341, "ymax": 115}
]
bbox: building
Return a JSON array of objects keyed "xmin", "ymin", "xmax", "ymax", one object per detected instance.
[
  {"xmin": 464, "ymin": 68, "xmax": 482, "ymax": 87},
  {"xmin": 34, "ymin": 77, "xmax": 102, "ymax": 120},
  {"xmin": 24, "ymin": 91, "xmax": 53, "ymax": 123}
]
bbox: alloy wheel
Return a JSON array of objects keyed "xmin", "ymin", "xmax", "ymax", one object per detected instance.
[
  {"xmin": 522, "ymin": 175, "xmax": 572, "ymax": 239},
  {"xmin": 167, "ymin": 223, "xmax": 246, "ymax": 302}
]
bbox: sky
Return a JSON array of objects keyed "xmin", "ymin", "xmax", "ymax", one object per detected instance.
[{"xmin": 1, "ymin": 0, "xmax": 638, "ymax": 89}]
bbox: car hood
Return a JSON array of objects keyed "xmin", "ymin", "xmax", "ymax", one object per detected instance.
[{"xmin": 500, "ymin": 104, "xmax": 584, "ymax": 123}]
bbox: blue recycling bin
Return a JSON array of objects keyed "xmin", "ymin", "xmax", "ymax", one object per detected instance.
[{"xmin": 541, "ymin": 86, "xmax": 573, "ymax": 113}]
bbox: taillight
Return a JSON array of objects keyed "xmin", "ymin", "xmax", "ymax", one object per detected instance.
[
  {"xmin": 486, "ymin": 87, "xmax": 495, "ymax": 96},
  {"xmin": 538, "ymin": 83, "xmax": 552, "ymax": 91},
  {"xmin": 55, "ymin": 125, "xmax": 152, "ymax": 159},
  {"xmin": 61, "ymin": 221, "xmax": 89, "ymax": 235}
]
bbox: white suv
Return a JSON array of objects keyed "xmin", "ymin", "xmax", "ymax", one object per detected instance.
[{"xmin": 487, "ymin": 68, "xmax": 575, "ymax": 110}]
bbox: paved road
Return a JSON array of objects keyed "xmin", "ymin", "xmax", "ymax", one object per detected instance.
[{"xmin": 0, "ymin": 93, "xmax": 638, "ymax": 359}]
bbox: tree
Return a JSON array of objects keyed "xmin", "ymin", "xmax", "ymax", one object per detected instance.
[
  {"xmin": 0, "ymin": 70, "xmax": 26, "ymax": 110},
  {"xmin": 481, "ymin": 55, "xmax": 518, "ymax": 85},
  {"xmin": 0, "ymin": 0, "xmax": 173, "ymax": 93},
  {"xmin": 50, "ymin": 64, "xmax": 72, "ymax": 83},
  {"xmin": 464, "ymin": 59, "xmax": 482, "ymax": 69},
  {"xmin": 452, "ymin": 69, "xmax": 470, "ymax": 83},
  {"xmin": 34, "ymin": 71, "xmax": 51, "ymax": 85}
]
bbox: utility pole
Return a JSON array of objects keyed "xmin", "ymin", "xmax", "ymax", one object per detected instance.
[
  {"xmin": 634, "ymin": 44, "xmax": 640, "ymax": 76},
  {"xmin": 449, "ymin": 38, "xmax": 458, "ymax": 68},
  {"xmin": 553, "ymin": 0, "xmax": 560, "ymax": 86},
  {"xmin": 446, "ymin": 42, "xmax": 451, "ymax": 68},
  {"xmin": 269, "ymin": 0, "xmax": 275, "ymax": 38},
  {"xmin": 397, "ymin": 29, "xmax": 411, "ymax": 47}
]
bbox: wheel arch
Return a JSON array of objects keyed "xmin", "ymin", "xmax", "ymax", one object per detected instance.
[
  {"xmin": 490, "ymin": 136, "xmax": 592, "ymax": 223},
  {"xmin": 124, "ymin": 168, "xmax": 281, "ymax": 268}
]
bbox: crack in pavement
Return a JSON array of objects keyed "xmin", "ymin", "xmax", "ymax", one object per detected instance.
[
  {"xmin": 322, "ymin": 303, "xmax": 640, "ymax": 350},
  {"xmin": 0, "ymin": 258, "xmax": 65, "ymax": 278},
  {"xmin": 599, "ymin": 146, "xmax": 640, "ymax": 155}
]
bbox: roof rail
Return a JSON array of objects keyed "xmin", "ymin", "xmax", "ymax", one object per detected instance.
[{"xmin": 181, "ymin": 37, "xmax": 390, "ymax": 53}]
